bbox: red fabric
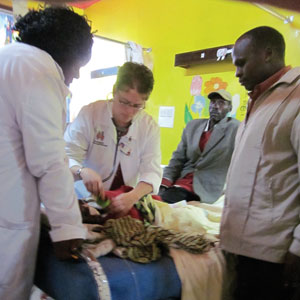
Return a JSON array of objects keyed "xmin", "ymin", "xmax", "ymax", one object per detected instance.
[
  {"xmin": 199, "ymin": 130, "xmax": 212, "ymax": 152},
  {"xmin": 174, "ymin": 173, "xmax": 194, "ymax": 193},
  {"xmin": 161, "ymin": 178, "xmax": 172, "ymax": 187},
  {"xmin": 110, "ymin": 164, "xmax": 125, "ymax": 191},
  {"xmin": 70, "ymin": 0, "xmax": 100, "ymax": 9},
  {"xmin": 105, "ymin": 185, "xmax": 142, "ymax": 221},
  {"xmin": 152, "ymin": 194, "xmax": 162, "ymax": 201}
]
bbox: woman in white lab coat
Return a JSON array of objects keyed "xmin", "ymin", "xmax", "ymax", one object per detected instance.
[
  {"xmin": 0, "ymin": 8, "xmax": 93, "ymax": 300},
  {"xmin": 65, "ymin": 62, "xmax": 162, "ymax": 218}
]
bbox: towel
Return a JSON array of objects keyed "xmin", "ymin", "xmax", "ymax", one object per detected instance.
[{"xmin": 126, "ymin": 41, "xmax": 144, "ymax": 64}]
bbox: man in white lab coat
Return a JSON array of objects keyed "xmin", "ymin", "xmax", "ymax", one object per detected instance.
[{"xmin": 0, "ymin": 7, "xmax": 93, "ymax": 300}]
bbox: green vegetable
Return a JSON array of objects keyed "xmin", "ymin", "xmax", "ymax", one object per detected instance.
[{"xmin": 96, "ymin": 195, "xmax": 110, "ymax": 209}]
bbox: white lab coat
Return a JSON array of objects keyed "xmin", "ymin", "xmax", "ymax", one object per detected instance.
[
  {"xmin": 64, "ymin": 100, "xmax": 162, "ymax": 194},
  {"xmin": 0, "ymin": 43, "xmax": 86, "ymax": 300}
]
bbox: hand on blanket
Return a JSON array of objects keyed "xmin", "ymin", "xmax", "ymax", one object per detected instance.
[
  {"xmin": 53, "ymin": 238, "xmax": 83, "ymax": 260},
  {"xmin": 108, "ymin": 191, "xmax": 138, "ymax": 218},
  {"xmin": 81, "ymin": 168, "xmax": 105, "ymax": 199}
]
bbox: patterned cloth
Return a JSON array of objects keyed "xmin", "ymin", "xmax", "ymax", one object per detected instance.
[
  {"xmin": 134, "ymin": 194, "xmax": 156, "ymax": 225},
  {"xmin": 86, "ymin": 215, "xmax": 214, "ymax": 263}
]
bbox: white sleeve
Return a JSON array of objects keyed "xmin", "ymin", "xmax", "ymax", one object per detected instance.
[
  {"xmin": 19, "ymin": 74, "xmax": 86, "ymax": 242},
  {"xmin": 138, "ymin": 119, "xmax": 162, "ymax": 194},
  {"xmin": 64, "ymin": 105, "xmax": 92, "ymax": 168}
]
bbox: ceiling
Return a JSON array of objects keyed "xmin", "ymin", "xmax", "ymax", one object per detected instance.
[
  {"xmin": 1, "ymin": 0, "xmax": 300, "ymax": 15},
  {"xmin": 236, "ymin": 0, "xmax": 300, "ymax": 12},
  {"xmin": 0, "ymin": 0, "xmax": 101, "ymax": 10}
]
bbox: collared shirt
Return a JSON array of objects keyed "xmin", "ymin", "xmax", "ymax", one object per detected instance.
[{"xmin": 246, "ymin": 66, "xmax": 291, "ymax": 120}]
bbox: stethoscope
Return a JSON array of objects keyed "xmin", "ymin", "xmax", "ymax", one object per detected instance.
[{"xmin": 102, "ymin": 124, "xmax": 127, "ymax": 183}]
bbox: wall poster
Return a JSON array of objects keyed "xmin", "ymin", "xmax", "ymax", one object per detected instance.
[
  {"xmin": 186, "ymin": 73, "xmax": 248, "ymax": 124},
  {"xmin": 0, "ymin": 9, "xmax": 15, "ymax": 48}
]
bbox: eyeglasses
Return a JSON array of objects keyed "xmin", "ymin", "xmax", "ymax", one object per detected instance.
[{"xmin": 116, "ymin": 98, "xmax": 145, "ymax": 110}]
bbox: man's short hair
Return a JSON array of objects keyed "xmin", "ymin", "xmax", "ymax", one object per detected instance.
[
  {"xmin": 238, "ymin": 26, "xmax": 285, "ymax": 60},
  {"xmin": 114, "ymin": 62, "xmax": 154, "ymax": 96},
  {"xmin": 14, "ymin": 6, "xmax": 93, "ymax": 69}
]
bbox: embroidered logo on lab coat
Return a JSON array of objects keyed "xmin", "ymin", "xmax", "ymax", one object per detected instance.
[
  {"xmin": 93, "ymin": 129, "xmax": 107, "ymax": 146},
  {"xmin": 97, "ymin": 131, "xmax": 104, "ymax": 141}
]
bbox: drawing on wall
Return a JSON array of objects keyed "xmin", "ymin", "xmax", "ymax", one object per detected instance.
[
  {"xmin": 0, "ymin": 11, "xmax": 15, "ymax": 48},
  {"xmin": 189, "ymin": 75, "xmax": 206, "ymax": 118},
  {"xmin": 186, "ymin": 75, "xmax": 247, "ymax": 124},
  {"xmin": 204, "ymin": 77, "xmax": 228, "ymax": 94}
]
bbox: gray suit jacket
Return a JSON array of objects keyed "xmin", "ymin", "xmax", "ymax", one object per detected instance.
[{"xmin": 163, "ymin": 117, "xmax": 240, "ymax": 203}]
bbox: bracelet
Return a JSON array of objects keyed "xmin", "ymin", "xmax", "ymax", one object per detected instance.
[{"xmin": 76, "ymin": 167, "xmax": 84, "ymax": 178}]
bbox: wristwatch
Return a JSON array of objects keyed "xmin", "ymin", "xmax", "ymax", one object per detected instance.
[{"xmin": 76, "ymin": 167, "xmax": 84, "ymax": 178}]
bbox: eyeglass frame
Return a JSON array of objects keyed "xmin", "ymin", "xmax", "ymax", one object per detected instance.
[{"xmin": 115, "ymin": 97, "xmax": 146, "ymax": 110}]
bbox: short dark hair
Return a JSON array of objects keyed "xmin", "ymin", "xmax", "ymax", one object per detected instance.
[
  {"xmin": 238, "ymin": 26, "xmax": 285, "ymax": 60},
  {"xmin": 14, "ymin": 6, "xmax": 93, "ymax": 69},
  {"xmin": 114, "ymin": 62, "xmax": 154, "ymax": 96}
]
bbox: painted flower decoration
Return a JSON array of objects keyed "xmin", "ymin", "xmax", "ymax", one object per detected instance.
[
  {"xmin": 191, "ymin": 95, "xmax": 206, "ymax": 117},
  {"xmin": 190, "ymin": 75, "xmax": 203, "ymax": 96},
  {"xmin": 204, "ymin": 77, "xmax": 228, "ymax": 95}
]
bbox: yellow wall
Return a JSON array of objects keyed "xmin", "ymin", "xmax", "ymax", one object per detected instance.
[
  {"xmin": 85, "ymin": 0, "xmax": 300, "ymax": 164},
  {"xmin": 27, "ymin": 1, "xmax": 84, "ymax": 15}
]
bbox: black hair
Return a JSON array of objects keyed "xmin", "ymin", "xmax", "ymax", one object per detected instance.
[
  {"xmin": 114, "ymin": 62, "xmax": 154, "ymax": 96},
  {"xmin": 14, "ymin": 6, "xmax": 93, "ymax": 69},
  {"xmin": 238, "ymin": 26, "xmax": 285, "ymax": 60}
]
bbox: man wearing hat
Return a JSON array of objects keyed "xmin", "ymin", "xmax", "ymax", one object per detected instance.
[{"xmin": 159, "ymin": 89, "xmax": 240, "ymax": 204}]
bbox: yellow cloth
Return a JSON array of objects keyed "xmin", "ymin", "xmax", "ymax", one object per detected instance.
[
  {"xmin": 170, "ymin": 247, "xmax": 225, "ymax": 300},
  {"xmin": 154, "ymin": 198, "xmax": 223, "ymax": 235},
  {"xmin": 154, "ymin": 197, "xmax": 224, "ymax": 300}
]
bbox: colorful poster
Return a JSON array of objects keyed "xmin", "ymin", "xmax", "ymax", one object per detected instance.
[
  {"xmin": 0, "ymin": 11, "xmax": 15, "ymax": 48},
  {"xmin": 186, "ymin": 73, "xmax": 248, "ymax": 123}
]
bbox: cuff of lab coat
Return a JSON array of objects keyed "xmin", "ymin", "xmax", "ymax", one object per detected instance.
[
  {"xmin": 49, "ymin": 223, "xmax": 87, "ymax": 242},
  {"xmin": 139, "ymin": 174, "xmax": 161, "ymax": 194},
  {"xmin": 289, "ymin": 237, "xmax": 300, "ymax": 257},
  {"xmin": 68, "ymin": 158, "xmax": 83, "ymax": 169}
]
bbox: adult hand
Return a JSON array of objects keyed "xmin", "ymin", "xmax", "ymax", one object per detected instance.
[
  {"xmin": 80, "ymin": 167, "xmax": 105, "ymax": 199},
  {"xmin": 284, "ymin": 252, "xmax": 300, "ymax": 288},
  {"xmin": 53, "ymin": 238, "xmax": 83, "ymax": 260},
  {"xmin": 108, "ymin": 191, "xmax": 139, "ymax": 218}
]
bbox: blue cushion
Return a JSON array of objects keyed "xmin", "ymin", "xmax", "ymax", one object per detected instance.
[{"xmin": 35, "ymin": 227, "xmax": 181, "ymax": 300}]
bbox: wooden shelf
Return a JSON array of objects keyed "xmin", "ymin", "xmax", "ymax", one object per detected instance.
[{"xmin": 175, "ymin": 44, "xmax": 234, "ymax": 69}]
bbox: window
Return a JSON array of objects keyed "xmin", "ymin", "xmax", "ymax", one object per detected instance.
[{"xmin": 68, "ymin": 36, "xmax": 127, "ymax": 121}]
